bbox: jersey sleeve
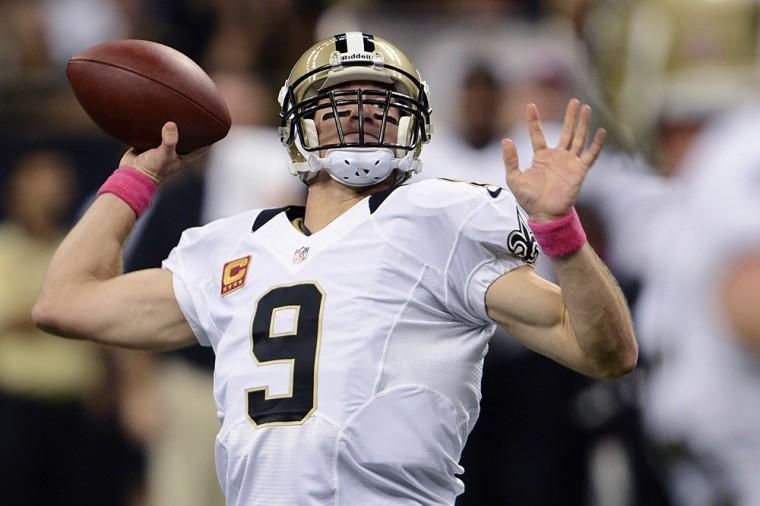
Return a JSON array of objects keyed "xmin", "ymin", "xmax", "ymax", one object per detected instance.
[
  {"xmin": 162, "ymin": 229, "xmax": 215, "ymax": 347},
  {"xmin": 444, "ymin": 185, "xmax": 538, "ymax": 326}
]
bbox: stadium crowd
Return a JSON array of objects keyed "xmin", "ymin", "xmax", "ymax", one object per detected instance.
[{"xmin": 1, "ymin": 1, "xmax": 758, "ymax": 505}]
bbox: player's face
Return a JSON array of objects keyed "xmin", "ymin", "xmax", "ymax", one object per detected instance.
[{"xmin": 314, "ymin": 81, "xmax": 400, "ymax": 149}]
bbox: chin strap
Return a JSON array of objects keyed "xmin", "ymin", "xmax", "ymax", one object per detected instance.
[{"xmin": 289, "ymin": 148, "xmax": 422, "ymax": 187}]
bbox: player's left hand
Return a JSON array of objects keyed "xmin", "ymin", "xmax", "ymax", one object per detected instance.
[{"xmin": 503, "ymin": 99, "xmax": 605, "ymax": 223}]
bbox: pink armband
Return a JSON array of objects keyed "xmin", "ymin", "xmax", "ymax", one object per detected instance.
[
  {"xmin": 528, "ymin": 208, "xmax": 587, "ymax": 257},
  {"xmin": 97, "ymin": 167, "xmax": 157, "ymax": 218}
]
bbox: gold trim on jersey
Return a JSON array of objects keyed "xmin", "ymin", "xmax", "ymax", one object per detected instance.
[
  {"xmin": 269, "ymin": 305, "xmax": 301, "ymax": 337},
  {"xmin": 291, "ymin": 216, "xmax": 303, "ymax": 231}
]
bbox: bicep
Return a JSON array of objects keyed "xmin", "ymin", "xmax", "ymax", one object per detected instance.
[
  {"xmin": 484, "ymin": 265, "xmax": 591, "ymax": 374},
  {"xmin": 37, "ymin": 268, "xmax": 196, "ymax": 351}
]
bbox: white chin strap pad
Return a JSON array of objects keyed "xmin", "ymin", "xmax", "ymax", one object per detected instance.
[
  {"xmin": 289, "ymin": 149, "xmax": 422, "ymax": 186},
  {"xmin": 323, "ymin": 148, "xmax": 395, "ymax": 187}
]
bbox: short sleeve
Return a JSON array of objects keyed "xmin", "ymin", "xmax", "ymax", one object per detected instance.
[
  {"xmin": 445, "ymin": 188, "xmax": 536, "ymax": 325},
  {"xmin": 162, "ymin": 232, "xmax": 213, "ymax": 347}
]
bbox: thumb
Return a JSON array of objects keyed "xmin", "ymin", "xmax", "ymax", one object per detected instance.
[{"xmin": 159, "ymin": 122, "xmax": 179, "ymax": 154}]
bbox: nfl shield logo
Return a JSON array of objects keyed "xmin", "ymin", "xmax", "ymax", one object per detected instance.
[{"xmin": 292, "ymin": 246, "xmax": 309, "ymax": 264}]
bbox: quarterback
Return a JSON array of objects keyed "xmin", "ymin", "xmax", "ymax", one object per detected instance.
[{"xmin": 34, "ymin": 33, "xmax": 637, "ymax": 504}]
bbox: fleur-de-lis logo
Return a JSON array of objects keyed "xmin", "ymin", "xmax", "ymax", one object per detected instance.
[{"xmin": 507, "ymin": 209, "xmax": 538, "ymax": 264}]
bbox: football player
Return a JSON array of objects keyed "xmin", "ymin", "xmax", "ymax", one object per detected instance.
[{"xmin": 34, "ymin": 32, "xmax": 637, "ymax": 504}]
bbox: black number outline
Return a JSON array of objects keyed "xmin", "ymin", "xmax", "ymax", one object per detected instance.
[{"xmin": 245, "ymin": 282, "xmax": 325, "ymax": 428}]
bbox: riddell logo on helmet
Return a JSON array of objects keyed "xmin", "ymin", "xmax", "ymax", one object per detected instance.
[{"xmin": 339, "ymin": 53, "xmax": 372, "ymax": 62}]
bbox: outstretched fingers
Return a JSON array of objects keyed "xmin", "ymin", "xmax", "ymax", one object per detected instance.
[
  {"xmin": 502, "ymin": 138, "xmax": 521, "ymax": 182},
  {"xmin": 580, "ymin": 128, "xmax": 606, "ymax": 168},
  {"xmin": 526, "ymin": 103, "xmax": 547, "ymax": 152},
  {"xmin": 570, "ymin": 104, "xmax": 591, "ymax": 155},
  {"xmin": 558, "ymin": 99, "xmax": 581, "ymax": 149},
  {"xmin": 559, "ymin": 100, "xmax": 606, "ymax": 167}
]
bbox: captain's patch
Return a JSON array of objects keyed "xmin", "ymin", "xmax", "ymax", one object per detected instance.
[{"xmin": 221, "ymin": 256, "xmax": 251, "ymax": 296}]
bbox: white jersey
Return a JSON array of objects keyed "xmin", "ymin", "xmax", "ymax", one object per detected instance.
[{"xmin": 163, "ymin": 178, "xmax": 535, "ymax": 505}]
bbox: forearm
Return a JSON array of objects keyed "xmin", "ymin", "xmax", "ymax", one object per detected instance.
[
  {"xmin": 34, "ymin": 195, "xmax": 194, "ymax": 350},
  {"xmin": 550, "ymin": 243, "xmax": 638, "ymax": 378},
  {"xmin": 499, "ymin": 98, "xmax": 637, "ymax": 377},
  {"xmin": 34, "ymin": 125, "xmax": 199, "ymax": 350},
  {"xmin": 41, "ymin": 194, "xmax": 136, "ymax": 290},
  {"xmin": 43, "ymin": 130, "xmax": 176, "ymax": 290},
  {"xmin": 34, "ymin": 195, "xmax": 137, "ymax": 339}
]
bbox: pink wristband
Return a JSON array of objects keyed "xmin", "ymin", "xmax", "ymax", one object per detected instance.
[
  {"xmin": 528, "ymin": 208, "xmax": 587, "ymax": 257},
  {"xmin": 97, "ymin": 167, "xmax": 158, "ymax": 218}
]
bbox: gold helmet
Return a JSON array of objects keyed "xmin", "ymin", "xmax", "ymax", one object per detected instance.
[{"xmin": 278, "ymin": 32, "xmax": 432, "ymax": 186}]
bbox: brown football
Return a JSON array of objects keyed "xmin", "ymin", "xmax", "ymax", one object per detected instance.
[{"xmin": 67, "ymin": 39, "xmax": 231, "ymax": 154}]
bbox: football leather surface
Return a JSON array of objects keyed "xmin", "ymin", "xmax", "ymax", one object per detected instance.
[{"xmin": 67, "ymin": 39, "xmax": 231, "ymax": 154}]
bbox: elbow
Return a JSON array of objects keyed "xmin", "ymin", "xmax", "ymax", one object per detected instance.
[
  {"xmin": 590, "ymin": 336, "xmax": 639, "ymax": 380},
  {"xmin": 32, "ymin": 294, "xmax": 75, "ymax": 338},
  {"xmin": 31, "ymin": 296, "xmax": 59, "ymax": 334},
  {"xmin": 597, "ymin": 351, "xmax": 638, "ymax": 380}
]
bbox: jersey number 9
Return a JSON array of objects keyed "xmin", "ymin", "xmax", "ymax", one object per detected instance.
[{"xmin": 246, "ymin": 283, "xmax": 325, "ymax": 427}]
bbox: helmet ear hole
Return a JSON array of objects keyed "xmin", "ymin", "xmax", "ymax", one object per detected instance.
[{"xmin": 302, "ymin": 119, "xmax": 319, "ymax": 148}]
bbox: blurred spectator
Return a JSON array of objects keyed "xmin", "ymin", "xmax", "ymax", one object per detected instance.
[
  {"xmin": 583, "ymin": 102, "xmax": 760, "ymax": 506},
  {"xmin": 578, "ymin": 0, "xmax": 760, "ymax": 503},
  {"xmin": 202, "ymin": 70, "xmax": 304, "ymax": 222},
  {"xmin": 141, "ymin": 0, "xmax": 220, "ymax": 63},
  {"xmin": 576, "ymin": 0, "xmax": 760, "ymax": 157},
  {"xmin": 504, "ymin": 49, "xmax": 572, "ymax": 169},
  {"xmin": 420, "ymin": 63, "xmax": 509, "ymax": 184},
  {"xmin": 0, "ymin": 151, "xmax": 138, "ymax": 505},
  {"xmin": 204, "ymin": 0, "xmax": 323, "ymax": 89},
  {"xmin": 0, "ymin": 1, "xmax": 51, "ymax": 84},
  {"xmin": 41, "ymin": 0, "xmax": 130, "ymax": 68}
]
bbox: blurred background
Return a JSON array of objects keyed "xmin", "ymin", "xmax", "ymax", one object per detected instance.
[{"xmin": 1, "ymin": 0, "xmax": 759, "ymax": 505}]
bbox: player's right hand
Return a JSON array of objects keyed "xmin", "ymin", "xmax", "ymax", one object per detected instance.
[{"xmin": 119, "ymin": 122, "xmax": 209, "ymax": 183}]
